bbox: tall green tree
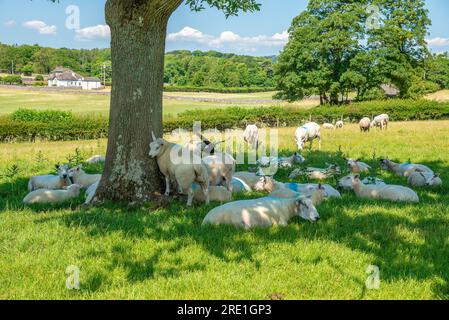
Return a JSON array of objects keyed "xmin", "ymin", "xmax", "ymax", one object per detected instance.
[{"xmin": 47, "ymin": 0, "xmax": 260, "ymax": 203}]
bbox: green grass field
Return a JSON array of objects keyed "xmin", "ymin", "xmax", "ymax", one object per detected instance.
[
  {"xmin": 1, "ymin": 121, "xmax": 449, "ymax": 299},
  {"xmin": 0, "ymin": 87, "xmax": 318, "ymax": 117}
]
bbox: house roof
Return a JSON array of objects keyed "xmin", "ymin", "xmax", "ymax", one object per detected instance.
[
  {"xmin": 84, "ymin": 77, "xmax": 101, "ymax": 82},
  {"xmin": 48, "ymin": 71, "xmax": 83, "ymax": 81}
]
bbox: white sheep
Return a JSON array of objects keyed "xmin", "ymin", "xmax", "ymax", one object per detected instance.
[
  {"xmin": 28, "ymin": 164, "xmax": 71, "ymax": 191},
  {"xmin": 269, "ymin": 184, "xmax": 328, "ymax": 206},
  {"xmin": 257, "ymin": 152, "xmax": 305, "ymax": 169},
  {"xmin": 350, "ymin": 175, "xmax": 419, "ymax": 203},
  {"xmin": 347, "ymin": 158, "xmax": 372, "ymax": 174},
  {"xmin": 193, "ymin": 184, "xmax": 231, "ymax": 203},
  {"xmin": 233, "ymin": 172, "xmax": 277, "ymax": 192},
  {"xmin": 380, "ymin": 159, "xmax": 433, "ymax": 177},
  {"xmin": 372, "ymin": 114, "xmax": 389, "ymax": 130},
  {"xmin": 277, "ymin": 182, "xmax": 341, "ymax": 200},
  {"xmin": 23, "ymin": 184, "xmax": 82, "ymax": 204},
  {"xmin": 295, "ymin": 122, "xmax": 321, "ymax": 150},
  {"xmin": 202, "ymin": 195, "xmax": 320, "ymax": 229},
  {"xmin": 322, "ymin": 123, "xmax": 335, "ymax": 130},
  {"xmin": 336, "ymin": 121, "xmax": 344, "ymax": 129},
  {"xmin": 68, "ymin": 165, "xmax": 101, "ymax": 189},
  {"xmin": 202, "ymin": 152, "xmax": 236, "ymax": 191},
  {"xmin": 407, "ymin": 172, "xmax": 442, "ymax": 188},
  {"xmin": 175, "ymin": 164, "xmax": 210, "ymax": 206},
  {"xmin": 359, "ymin": 117, "xmax": 371, "ymax": 132},
  {"xmin": 86, "ymin": 155, "xmax": 105, "ymax": 164},
  {"xmin": 243, "ymin": 124, "xmax": 260, "ymax": 149},
  {"xmin": 289, "ymin": 164, "xmax": 341, "ymax": 180},
  {"xmin": 337, "ymin": 175, "xmax": 386, "ymax": 191}
]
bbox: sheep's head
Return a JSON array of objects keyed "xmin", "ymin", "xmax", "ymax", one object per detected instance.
[
  {"xmin": 379, "ymin": 159, "xmax": 390, "ymax": 170},
  {"xmin": 149, "ymin": 138, "xmax": 166, "ymax": 158},
  {"xmin": 293, "ymin": 152, "xmax": 305, "ymax": 164},
  {"xmin": 350, "ymin": 174, "xmax": 362, "ymax": 186},
  {"xmin": 56, "ymin": 164, "xmax": 70, "ymax": 180},
  {"xmin": 296, "ymin": 196, "xmax": 320, "ymax": 223},
  {"xmin": 337, "ymin": 175, "xmax": 354, "ymax": 191},
  {"xmin": 254, "ymin": 176, "xmax": 275, "ymax": 192},
  {"xmin": 68, "ymin": 165, "xmax": 84, "ymax": 178},
  {"xmin": 424, "ymin": 173, "xmax": 442, "ymax": 187}
]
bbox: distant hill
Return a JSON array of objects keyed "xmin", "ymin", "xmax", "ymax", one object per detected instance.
[{"xmin": 0, "ymin": 43, "xmax": 275, "ymax": 88}]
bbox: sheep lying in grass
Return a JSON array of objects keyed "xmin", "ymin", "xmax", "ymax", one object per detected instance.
[
  {"xmin": 193, "ymin": 184, "xmax": 231, "ymax": 203},
  {"xmin": 23, "ymin": 184, "xmax": 82, "ymax": 204},
  {"xmin": 337, "ymin": 175, "xmax": 386, "ymax": 191},
  {"xmin": 350, "ymin": 175, "xmax": 419, "ymax": 203},
  {"xmin": 28, "ymin": 164, "xmax": 71, "ymax": 191},
  {"xmin": 295, "ymin": 122, "xmax": 321, "ymax": 150},
  {"xmin": 233, "ymin": 172, "xmax": 278, "ymax": 192},
  {"xmin": 380, "ymin": 159, "xmax": 433, "ymax": 177},
  {"xmin": 231, "ymin": 177, "xmax": 252, "ymax": 194},
  {"xmin": 269, "ymin": 184, "xmax": 327, "ymax": 206},
  {"xmin": 407, "ymin": 172, "xmax": 442, "ymax": 188},
  {"xmin": 202, "ymin": 195, "xmax": 320, "ymax": 229},
  {"xmin": 68, "ymin": 165, "xmax": 101, "ymax": 189},
  {"xmin": 289, "ymin": 164, "xmax": 341, "ymax": 180},
  {"xmin": 322, "ymin": 123, "xmax": 334, "ymax": 130},
  {"xmin": 278, "ymin": 182, "xmax": 341, "ymax": 199},
  {"xmin": 347, "ymin": 159, "xmax": 372, "ymax": 174},
  {"xmin": 257, "ymin": 152, "xmax": 305, "ymax": 169},
  {"xmin": 359, "ymin": 117, "xmax": 371, "ymax": 132},
  {"xmin": 86, "ymin": 155, "xmax": 105, "ymax": 164}
]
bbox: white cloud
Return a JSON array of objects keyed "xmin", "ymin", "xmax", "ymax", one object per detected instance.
[
  {"xmin": 74, "ymin": 24, "xmax": 111, "ymax": 41},
  {"xmin": 167, "ymin": 26, "xmax": 289, "ymax": 52},
  {"xmin": 427, "ymin": 37, "xmax": 449, "ymax": 47},
  {"xmin": 23, "ymin": 20, "xmax": 57, "ymax": 35},
  {"xmin": 4, "ymin": 20, "xmax": 17, "ymax": 27}
]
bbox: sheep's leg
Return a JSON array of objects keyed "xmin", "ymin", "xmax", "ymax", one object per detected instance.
[
  {"xmin": 202, "ymin": 185, "xmax": 210, "ymax": 205},
  {"xmin": 187, "ymin": 187, "xmax": 194, "ymax": 206},
  {"xmin": 164, "ymin": 176, "xmax": 170, "ymax": 196}
]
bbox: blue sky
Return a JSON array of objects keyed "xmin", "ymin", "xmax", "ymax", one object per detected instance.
[{"xmin": 1, "ymin": 0, "xmax": 448, "ymax": 56}]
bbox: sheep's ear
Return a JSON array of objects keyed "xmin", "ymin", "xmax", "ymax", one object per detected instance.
[
  {"xmin": 55, "ymin": 164, "xmax": 60, "ymax": 170},
  {"xmin": 151, "ymin": 131, "xmax": 157, "ymax": 141},
  {"xmin": 435, "ymin": 173, "xmax": 440, "ymax": 178}
]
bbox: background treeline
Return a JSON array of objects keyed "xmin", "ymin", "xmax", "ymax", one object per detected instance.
[
  {"xmin": 2, "ymin": 101, "xmax": 449, "ymax": 142},
  {"xmin": 0, "ymin": 43, "xmax": 276, "ymax": 88}
]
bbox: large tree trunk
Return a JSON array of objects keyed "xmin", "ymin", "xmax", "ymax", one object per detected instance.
[{"xmin": 94, "ymin": 0, "xmax": 182, "ymax": 203}]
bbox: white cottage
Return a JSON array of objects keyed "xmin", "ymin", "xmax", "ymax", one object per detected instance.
[{"xmin": 48, "ymin": 67, "xmax": 102, "ymax": 90}]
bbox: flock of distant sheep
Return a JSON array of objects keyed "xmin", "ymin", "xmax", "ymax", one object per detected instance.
[{"xmin": 22, "ymin": 113, "xmax": 443, "ymax": 229}]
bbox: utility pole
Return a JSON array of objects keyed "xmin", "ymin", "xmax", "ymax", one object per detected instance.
[{"xmin": 102, "ymin": 62, "xmax": 106, "ymax": 87}]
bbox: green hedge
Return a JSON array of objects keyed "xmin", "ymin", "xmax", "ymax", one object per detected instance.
[
  {"xmin": 2, "ymin": 100, "xmax": 449, "ymax": 141},
  {"xmin": 0, "ymin": 75, "xmax": 23, "ymax": 85},
  {"xmin": 11, "ymin": 109, "xmax": 74, "ymax": 123},
  {"xmin": 164, "ymin": 85, "xmax": 276, "ymax": 94}
]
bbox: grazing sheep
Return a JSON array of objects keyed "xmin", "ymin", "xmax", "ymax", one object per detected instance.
[
  {"xmin": 407, "ymin": 172, "xmax": 442, "ymax": 188},
  {"xmin": 289, "ymin": 164, "xmax": 341, "ymax": 180},
  {"xmin": 28, "ymin": 164, "xmax": 71, "ymax": 191},
  {"xmin": 193, "ymin": 184, "xmax": 231, "ymax": 203},
  {"xmin": 336, "ymin": 121, "xmax": 344, "ymax": 129},
  {"xmin": 231, "ymin": 177, "xmax": 252, "ymax": 194},
  {"xmin": 359, "ymin": 117, "xmax": 371, "ymax": 132},
  {"xmin": 372, "ymin": 114, "xmax": 389, "ymax": 130},
  {"xmin": 269, "ymin": 184, "xmax": 328, "ymax": 206},
  {"xmin": 337, "ymin": 175, "xmax": 386, "ymax": 191},
  {"xmin": 84, "ymin": 181, "xmax": 99, "ymax": 205},
  {"xmin": 233, "ymin": 172, "xmax": 277, "ymax": 192},
  {"xmin": 351, "ymin": 175, "xmax": 419, "ymax": 203},
  {"xmin": 243, "ymin": 124, "xmax": 260, "ymax": 149},
  {"xmin": 347, "ymin": 159, "xmax": 372, "ymax": 174},
  {"xmin": 322, "ymin": 123, "xmax": 335, "ymax": 130},
  {"xmin": 202, "ymin": 195, "xmax": 320, "ymax": 229},
  {"xmin": 380, "ymin": 159, "xmax": 433, "ymax": 177},
  {"xmin": 68, "ymin": 165, "xmax": 101, "ymax": 189},
  {"xmin": 203, "ymin": 152, "xmax": 236, "ymax": 191},
  {"xmin": 23, "ymin": 184, "xmax": 82, "ymax": 204},
  {"xmin": 295, "ymin": 122, "xmax": 321, "ymax": 150},
  {"xmin": 86, "ymin": 155, "xmax": 105, "ymax": 164}
]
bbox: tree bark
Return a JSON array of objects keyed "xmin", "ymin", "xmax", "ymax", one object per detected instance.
[{"xmin": 94, "ymin": 0, "xmax": 182, "ymax": 203}]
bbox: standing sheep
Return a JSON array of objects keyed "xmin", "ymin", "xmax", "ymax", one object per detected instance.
[
  {"xmin": 202, "ymin": 152, "xmax": 236, "ymax": 192},
  {"xmin": 243, "ymin": 124, "xmax": 260, "ymax": 150},
  {"xmin": 336, "ymin": 121, "xmax": 344, "ymax": 129},
  {"xmin": 372, "ymin": 114, "xmax": 389, "ymax": 130},
  {"xmin": 295, "ymin": 122, "xmax": 321, "ymax": 150},
  {"xmin": 359, "ymin": 117, "xmax": 371, "ymax": 132},
  {"xmin": 28, "ymin": 164, "xmax": 71, "ymax": 191},
  {"xmin": 351, "ymin": 175, "xmax": 419, "ymax": 203},
  {"xmin": 23, "ymin": 184, "xmax": 82, "ymax": 204}
]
